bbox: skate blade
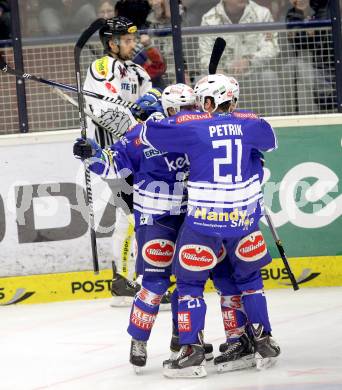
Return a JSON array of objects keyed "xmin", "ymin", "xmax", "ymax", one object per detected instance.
[
  {"xmin": 132, "ymin": 365, "xmax": 144, "ymax": 374},
  {"xmin": 255, "ymin": 353, "xmax": 278, "ymax": 370},
  {"xmin": 159, "ymin": 303, "xmax": 171, "ymax": 312},
  {"xmin": 216, "ymin": 354, "xmax": 256, "ymax": 373},
  {"xmin": 163, "ymin": 365, "xmax": 207, "ymax": 378},
  {"xmin": 110, "ymin": 296, "xmax": 134, "ymax": 307},
  {"xmin": 205, "ymin": 351, "xmax": 214, "ymax": 362}
]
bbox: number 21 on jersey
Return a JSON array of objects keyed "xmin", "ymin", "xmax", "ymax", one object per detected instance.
[{"xmin": 212, "ymin": 139, "xmax": 242, "ymax": 183}]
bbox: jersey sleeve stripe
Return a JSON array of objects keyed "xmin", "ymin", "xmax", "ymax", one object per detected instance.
[
  {"xmin": 140, "ymin": 123, "xmax": 154, "ymax": 148},
  {"xmin": 188, "ymin": 180, "xmax": 261, "ymax": 203},
  {"xmin": 133, "ymin": 185, "xmax": 184, "ymax": 200},
  {"xmin": 187, "ymin": 174, "xmax": 259, "ymax": 190},
  {"xmin": 134, "ymin": 192, "xmax": 185, "ymax": 211},
  {"xmin": 133, "ymin": 203, "xmax": 168, "ymax": 215},
  {"xmin": 188, "ymin": 192, "xmax": 263, "ymax": 209}
]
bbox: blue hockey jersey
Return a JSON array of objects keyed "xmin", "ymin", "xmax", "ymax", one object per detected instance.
[
  {"xmin": 89, "ymin": 123, "xmax": 189, "ymax": 227},
  {"xmin": 140, "ymin": 110, "xmax": 277, "ymax": 237}
]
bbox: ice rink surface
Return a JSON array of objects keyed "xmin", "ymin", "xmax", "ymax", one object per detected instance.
[{"xmin": 1, "ymin": 287, "xmax": 342, "ymax": 390}]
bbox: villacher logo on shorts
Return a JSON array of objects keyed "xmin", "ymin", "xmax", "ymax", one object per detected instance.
[
  {"xmin": 142, "ymin": 239, "xmax": 175, "ymax": 267},
  {"xmin": 179, "ymin": 244, "xmax": 217, "ymax": 271},
  {"xmin": 235, "ymin": 230, "xmax": 267, "ymax": 262}
]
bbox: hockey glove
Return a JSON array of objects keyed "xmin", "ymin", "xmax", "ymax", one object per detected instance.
[
  {"xmin": 135, "ymin": 88, "xmax": 162, "ymax": 107},
  {"xmin": 132, "ymin": 42, "xmax": 148, "ymax": 66},
  {"xmin": 73, "ymin": 138, "xmax": 102, "ymax": 160},
  {"xmin": 132, "ymin": 89, "xmax": 163, "ymax": 122}
]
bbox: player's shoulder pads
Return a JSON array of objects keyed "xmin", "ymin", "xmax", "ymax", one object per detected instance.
[
  {"xmin": 232, "ymin": 110, "xmax": 259, "ymax": 120},
  {"xmin": 90, "ymin": 56, "xmax": 115, "ymax": 81}
]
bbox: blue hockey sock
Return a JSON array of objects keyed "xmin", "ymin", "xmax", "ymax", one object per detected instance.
[
  {"xmin": 220, "ymin": 295, "xmax": 248, "ymax": 341},
  {"xmin": 171, "ymin": 288, "xmax": 179, "ymax": 335},
  {"xmin": 242, "ymin": 289, "xmax": 272, "ymax": 333},
  {"xmin": 177, "ymin": 295, "xmax": 206, "ymax": 345}
]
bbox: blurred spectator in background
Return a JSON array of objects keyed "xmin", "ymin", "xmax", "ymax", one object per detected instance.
[
  {"xmin": 199, "ymin": 0, "xmax": 281, "ymax": 115},
  {"xmin": 147, "ymin": 0, "xmax": 171, "ymax": 28},
  {"xmin": 0, "ymin": 0, "xmax": 10, "ymax": 40},
  {"xmin": 255, "ymin": 0, "xmax": 289, "ymax": 21},
  {"xmin": 97, "ymin": 0, "xmax": 115, "ymax": 19},
  {"xmin": 309, "ymin": 0, "xmax": 335, "ymax": 111},
  {"xmin": 284, "ymin": 0, "xmax": 316, "ymax": 113},
  {"xmin": 39, "ymin": 0, "xmax": 96, "ymax": 35},
  {"xmin": 115, "ymin": 0, "xmax": 167, "ymax": 88},
  {"xmin": 285, "ymin": 0, "xmax": 334, "ymax": 112},
  {"xmin": 20, "ymin": 0, "xmax": 41, "ymax": 37},
  {"xmin": 180, "ymin": 0, "xmax": 217, "ymax": 26},
  {"xmin": 146, "ymin": 0, "xmax": 196, "ymax": 85}
]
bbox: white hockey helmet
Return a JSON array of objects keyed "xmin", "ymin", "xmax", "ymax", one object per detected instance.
[
  {"xmin": 194, "ymin": 74, "xmax": 239, "ymax": 112},
  {"xmin": 161, "ymin": 83, "xmax": 197, "ymax": 116}
]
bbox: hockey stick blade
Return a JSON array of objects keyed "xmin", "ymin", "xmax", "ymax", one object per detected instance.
[
  {"xmin": 75, "ymin": 18, "xmax": 106, "ymax": 59},
  {"xmin": 264, "ymin": 210, "xmax": 299, "ymax": 291},
  {"xmin": 208, "ymin": 37, "xmax": 226, "ymax": 75}
]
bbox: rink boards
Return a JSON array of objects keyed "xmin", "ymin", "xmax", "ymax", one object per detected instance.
[
  {"xmin": 0, "ymin": 114, "xmax": 342, "ymax": 305},
  {"xmin": 0, "ymin": 256, "xmax": 342, "ymax": 305}
]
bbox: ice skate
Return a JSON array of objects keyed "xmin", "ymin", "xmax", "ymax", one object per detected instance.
[
  {"xmin": 130, "ymin": 338, "xmax": 147, "ymax": 373},
  {"xmin": 110, "ymin": 273, "xmax": 141, "ymax": 307},
  {"xmin": 165, "ymin": 327, "xmax": 213, "ymax": 362},
  {"xmin": 215, "ymin": 333, "xmax": 255, "ymax": 373},
  {"xmin": 251, "ymin": 324, "xmax": 281, "ymax": 370},
  {"xmin": 163, "ymin": 344, "xmax": 206, "ymax": 378}
]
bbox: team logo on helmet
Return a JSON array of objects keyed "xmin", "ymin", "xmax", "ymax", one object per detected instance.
[
  {"xmin": 142, "ymin": 239, "xmax": 175, "ymax": 267},
  {"xmin": 235, "ymin": 231, "xmax": 267, "ymax": 262},
  {"xmin": 127, "ymin": 25, "xmax": 137, "ymax": 34}
]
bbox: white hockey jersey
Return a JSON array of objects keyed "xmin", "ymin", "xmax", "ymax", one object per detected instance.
[{"xmin": 83, "ymin": 55, "xmax": 152, "ymax": 146}]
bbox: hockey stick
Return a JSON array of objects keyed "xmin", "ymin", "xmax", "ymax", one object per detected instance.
[
  {"xmin": 74, "ymin": 18, "xmax": 106, "ymax": 274},
  {"xmin": 264, "ymin": 210, "xmax": 299, "ymax": 291},
  {"xmin": 208, "ymin": 37, "xmax": 226, "ymax": 75},
  {"xmin": 0, "ymin": 55, "xmax": 142, "ymax": 112}
]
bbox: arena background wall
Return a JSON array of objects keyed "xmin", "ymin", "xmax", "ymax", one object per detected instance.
[{"xmin": 0, "ymin": 115, "xmax": 341, "ymax": 305}]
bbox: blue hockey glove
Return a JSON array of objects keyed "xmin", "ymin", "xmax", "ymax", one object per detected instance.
[
  {"xmin": 132, "ymin": 89, "xmax": 163, "ymax": 121},
  {"xmin": 135, "ymin": 88, "xmax": 162, "ymax": 107},
  {"xmin": 133, "ymin": 44, "xmax": 148, "ymax": 66},
  {"xmin": 73, "ymin": 138, "xmax": 102, "ymax": 160}
]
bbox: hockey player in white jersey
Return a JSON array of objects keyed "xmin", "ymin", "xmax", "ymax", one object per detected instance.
[{"xmin": 82, "ymin": 16, "xmax": 154, "ymax": 306}]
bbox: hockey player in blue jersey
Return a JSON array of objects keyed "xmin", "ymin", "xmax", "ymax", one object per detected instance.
[
  {"xmin": 140, "ymin": 74, "xmax": 280, "ymax": 378},
  {"xmin": 73, "ymin": 83, "xmax": 205, "ymax": 372},
  {"xmin": 198, "ymin": 77, "xmax": 273, "ymax": 374}
]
